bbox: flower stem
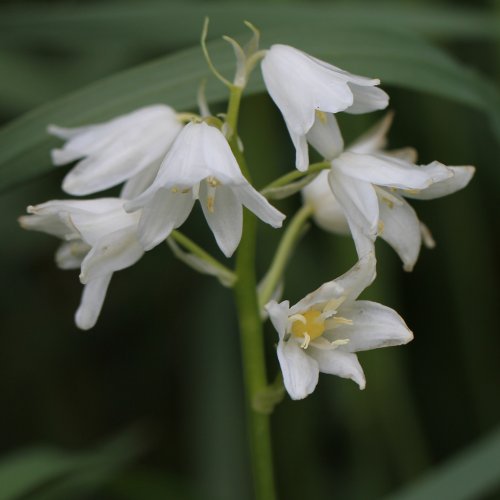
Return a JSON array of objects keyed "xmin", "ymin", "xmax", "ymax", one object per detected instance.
[
  {"xmin": 226, "ymin": 85, "xmax": 243, "ymax": 142},
  {"xmin": 169, "ymin": 230, "xmax": 237, "ymax": 286},
  {"xmin": 227, "ymin": 83, "xmax": 277, "ymax": 500},
  {"xmin": 234, "ymin": 209, "xmax": 277, "ymax": 500},
  {"xmin": 261, "ymin": 161, "xmax": 330, "ymax": 193},
  {"xmin": 259, "ymin": 203, "xmax": 314, "ymax": 309}
]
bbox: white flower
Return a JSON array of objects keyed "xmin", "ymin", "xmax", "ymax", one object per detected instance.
[
  {"xmin": 125, "ymin": 121, "xmax": 285, "ymax": 257},
  {"xmin": 49, "ymin": 105, "xmax": 183, "ymax": 196},
  {"xmin": 19, "ymin": 198, "xmax": 143, "ymax": 330},
  {"xmin": 261, "ymin": 44, "xmax": 389, "ymax": 171},
  {"xmin": 303, "ymin": 114, "xmax": 475, "ymax": 271},
  {"xmin": 265, "ymin": 254, "xmax": 413, "ymax": 400}
]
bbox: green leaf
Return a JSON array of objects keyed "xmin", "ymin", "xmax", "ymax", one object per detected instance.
[
  {"xmin": 1, "ymin": 2, "xmax": 497, "ymax": 48},
  {"xmin": 386, "ymin": 425, "xmax": 500, "ymax": 500},
  {"xmin": 0, "ymin": 24, "xmax": 498, "ymax": 192},
  {"xmin": 0, "ymin": 428, "xmax": 146, "ymax": 500}
]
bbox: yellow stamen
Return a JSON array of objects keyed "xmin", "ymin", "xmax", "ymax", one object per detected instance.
[
  {"xmin": 316, "ymin": 110, "xmax": 328, "ymax": 124},
  {"xmin": 291, "ymin": 310, "xmax": 325, "ymax": 342},
  {"xmin": 207, "ymin": 196, "xmax": 215, "ymax": 213}
]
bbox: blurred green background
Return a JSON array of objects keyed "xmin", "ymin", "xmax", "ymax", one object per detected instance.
[{"xmin": 0, "ymin": 0, "xmax": 499, "ymax": 499}]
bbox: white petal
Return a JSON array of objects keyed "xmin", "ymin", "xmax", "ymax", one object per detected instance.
[
  {"xmin": 348, "ymin": 112, "xmax": 393, "ymax": 154},
  {"xmin": 377, "ymin": 191, "xmax": 421, "ymax": 271},
  {"xmin": 138, "ymin": 188, "xmax": 195, "ymax": 251},
  {"xmin": 345, "ymin": 84, "xmax": 389, "ymax": 114},
  {"xmin": 302, "ymin": 170, "xmax": 350, "ymax": 234},
  {"xmin": 265, "ymin": 300, "xmax": 290, "ymax": 340},
  {"xmin": 70, "ymin": 203, "xmax": 140, "ymax": 246},
  {"xmin": 232, "ymin": 184, "xmax": 285, "ymax": 228},
  {"xmin": 328, "ymin": 168, "xmax": 379, "ymax": 236},
  {"xmin": 288, "ymin": 128, "xmax": 310, "ymax": 172},
  {"xmin": 277, "ymin": 339, "xmax": 319, "ymax": 400},
  {"xmin": 403, "ymin": 165, "xmax": 475, "ymax": 200},
  {"xmin": 120, "ymin": 161, "xmax": 161, "ymax": 199},
  {"xmin": 75, "ymin": 274, "xmax": 112, "ymax": 330},
  {"xmin": 52, "ymin": 105, "xmax": 182, "ymax": 195},
  {"xmin": 307, "ymin": 113, "xmax": 344, "ymax": 160},
  {"xmin": 261, "ymin": 44, "xmax": 386, "ymax": 170},
  {"xmin": 328, "ymin": 300, "xmax": 413, "ymax": 352},
  {"xmin": 309, "ymin": 348, "xmax": 365, "ymax": 389},
  {"xmin": 290, "ymin": 253, "xmax": 376, "ymax": 313},
  {"xmin": 200, "ymin": 183, "xmax": 243, "ymax": 258},
  {"xmin": 333, "ymin": 152, "xmax": 449, "ymax": 190},
  {"xmin": 154, "ymin": 122, "xmax": 245, "ymax": 190},
  {"xmin": 19, "ymin": 198, "xmax": 124, "ymax": 240},
  {"xmin": 55, "ymin": 241, "xmax": 89, "ymax": 269},
  {"xmin": 79, "ymin": 228, "xmax": 144, "ymax": 284}
]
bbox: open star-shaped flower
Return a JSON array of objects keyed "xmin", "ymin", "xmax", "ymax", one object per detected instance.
[{"xmin": 265, "ymin": 254, "xmax": 413, "ymax": 399}]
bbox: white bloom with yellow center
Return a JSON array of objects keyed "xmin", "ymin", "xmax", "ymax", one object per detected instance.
[
  {"xmin": 265, "ymin": 254, "xmax": 413, "ymax": 400},
  {"xmin": 49, "ymin": 105, "xmax": 183, "ymax": 196},
  {"xmin": 126, "ymin": 121, "xmax": 285, "ymax": 257},
  {"xmin": 261, "ymin": 44, "xmax": 389, "ymax": 171},
  {"xmin": 303, "ymin": 114, "xmax": 475, "ymax": 270},
  {"xmin": 19, "ymin": 198, "xmax": 143, "ymax": 330}
]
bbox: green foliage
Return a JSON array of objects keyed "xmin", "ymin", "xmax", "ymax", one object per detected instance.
[
  {"xmin": 0, "ymin": 429, "xmax": 146, "ymax": 500},
  {"xmin": 0, "ymin": 1, "xmax": 499, "ymax": 500}
]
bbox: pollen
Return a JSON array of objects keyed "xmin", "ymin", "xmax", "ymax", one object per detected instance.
[
  {"xmin": 316, "ymin": 110, "xmax": 328, "ymax": 124},
  {"xmin": 291, "ymin": 310, "xmax": 326, "ymax": 342},
  {"xmin": 207, "ymin": 196, "xmax": 215, "ymax": 213}
]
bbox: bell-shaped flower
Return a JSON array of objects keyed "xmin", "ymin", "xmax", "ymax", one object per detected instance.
[
  {"xmin": 49, "ymin": 105, "xmax": 183, "ymax": 196},
  {"xmin": 19, "ymin": 198, "xmax": 144, "ymax": 330},
  {"xmin": 125, "ymin": 121, "xmax": 285, "ymax": 257},
  {"xmin": 302, "ymin": 114, "xmax": 475, "ymax": 270},
  {"xmin": 261, "ymin": 44, "xmax": 389, "ymax": 171},
  {"xmin": 266, "ymin": 254, "xmax": 413, "ymax": 400}
]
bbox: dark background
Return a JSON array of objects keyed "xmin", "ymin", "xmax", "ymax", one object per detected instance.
[{"xmin": 0, "ymin": 0, "xmax": 499, "ymax": 499}]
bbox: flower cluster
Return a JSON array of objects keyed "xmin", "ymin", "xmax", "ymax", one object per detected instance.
[{"xmin": 20, "ymin": 26, "xmax": 474, "ymax": 400}]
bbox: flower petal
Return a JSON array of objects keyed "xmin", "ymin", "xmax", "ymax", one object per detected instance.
[
  {"xmin": 138, "ymin": 188, "xmax": 195, "ymax": 251},
  {"xmin": 333, "ymin": 152, "xmax": 451, "ymax": 190},
  {"xmin": 345, "ymin": 84, "xmax": 389, "ymax": 114},
  {"xmin": 200, "ymin": 183, "xmax": 243, "ymax": 258},
  {"xmin": 328, "ymin": 300, "xmax": 413, "ymax": 352},
  {"xmin": 232, "ymin": 184, "xmax": 285, "ymax": 228},
  {"xmin": 306, "ymin": 112, "xmax": 344, "ymax": 160},
  {"xmin": 328, "ymin": 168, "xmax": 379, "ymax": 236},
  {"xmin": 55, "ymin": 241, "xmax": 89, "ymax": 270},
  {"xmin": 75, "ymin": 273, "xmax": 112, "ymax": 330},
  {"xmin": 265, "ymin": 300, "xmax": 290, "ymax": 340},
  {"xmin": 377, "ymin": 191, "xmax": 422, "ymax": 271},
  {"xmin": 79, "ymin": 228, "xmax": 144, "ymax": 284},
  {"xmin": 402, "ymin": 165, "xmax": 475, "ymax": 200},
  {"xmin": 278, "ymin": 339, "xmax": 319, "ymax": 400},
  {"xmin": 348, "ymin": 112, "xmax": 393, "ymax": 154},
  {"xmin": 291, "ymin": 253, "xmax": 376, "ymax": 313},
  {"xmin": 309, "ymin": 348, "xmax": 366, "ymax": 389}
]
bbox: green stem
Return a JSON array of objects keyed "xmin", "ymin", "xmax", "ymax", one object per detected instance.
[
  {"xmin": 227, "ymin": 84, "xmax": 276, "ymax": 499},
  {"xmin": 169, "ymin": 230, "xmax": 236, "ymax": 285},
  {"xmin": 259, "ymin": 203, "xmax": 314, "ymax": 309},
  {"xmin": 226, "ymin": 85, "xmax": 243, "ymax": 143},
  {"xmin": 261, "ymin": 161, "xmax": 330, "ymax": 193},
  {"xmin": 234, "ymin": 210, "xmax": 277, "ymax": 500}
]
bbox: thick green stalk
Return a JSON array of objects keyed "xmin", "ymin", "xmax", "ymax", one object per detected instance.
[
  {"xmin": 227, "ymin": 85, "xmax": 277, "ymax": 499},
  {"xmin": 234, "ymin": 210, "xmax": 277, "ymax": 500}
]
